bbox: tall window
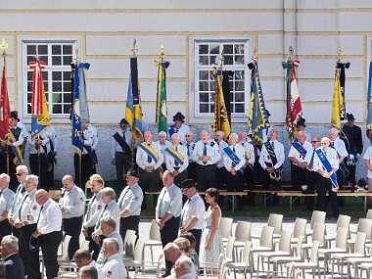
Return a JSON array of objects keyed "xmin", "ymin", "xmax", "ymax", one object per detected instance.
[
  {"xmin": 194, "ymin": 40, "xmax": 249, "ymax": 117},
  {"xmin": 23, "ymin": 40, "xmax": 77, "ymax": 116}
]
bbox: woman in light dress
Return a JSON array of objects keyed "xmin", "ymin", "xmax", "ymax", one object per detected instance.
[{"xmin": 199, "ymin": 188, "xmax": 223, "ymax": 275}]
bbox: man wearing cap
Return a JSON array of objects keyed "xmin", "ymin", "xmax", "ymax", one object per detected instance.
[
  {"xmin": 165, "ymin": 133, "xmax": 189, "ymax": 185},
  {"xmin": 112, "ymin": 119, "xmax": 132, "ymax": 184},
  {"xmin": 74, "ymin": 120, "xmax": 98, "ymax": 188},
  {"xmin": 168, "ymin": 112, "xmax": 190, "ymax": 144},
  {"xmin": 117, "ymin": 169, "xmax": 143, "ymax": 240},
  {"xmin": 59, "ymin": 175, "xmax": 86, "ymax": 260},
  {"xmin": 342, "ymin": 113, "xmax": 363, "ymax": 188},
  {"xmin": 179, "ymin": 179, "xmax": 205, "ymax": 255}
]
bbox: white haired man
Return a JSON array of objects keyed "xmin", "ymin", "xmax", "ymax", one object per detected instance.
[
  {"xmin": 0, "ymin": 173, "xmax": 15, "ymax": 239},
  {"xmin": 101, "ymin": 238, "xmax": 127, "ymax": 279},
  {"xmin": 1, "ymin": 235, "xmax": 25, "ymax": 279},
  {"xmin": 165, "ymin": 133, "xmax": 189, "ymax": 185},
  {"xmin": 175, "ymin": 255, "xmax": 195, "ymax": 279}
]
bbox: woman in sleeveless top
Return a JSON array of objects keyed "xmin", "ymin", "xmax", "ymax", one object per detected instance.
[{"xmin": 199, "ymin": 188, "xmax": 222, "ymax": 274}]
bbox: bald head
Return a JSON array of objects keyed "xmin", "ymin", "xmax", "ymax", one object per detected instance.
[{"xmin": 35, "ymin": 189, "xmax": 49, "ymax": 206}]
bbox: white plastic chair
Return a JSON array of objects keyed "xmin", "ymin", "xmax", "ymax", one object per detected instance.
[
  {"xmin": 250, "ymin": 226, "xmax": 275, "ymax": 271},
  {"xmin": 219, "ymin": 217, "xmax": 233, "ymax": 243},
  {"xmin": 291, "ymin": 218, "xmax": 307, "ymax": 246},
  {"xmin": 366, "ymin": 209, "xmax": 372, "ymax": 220},
  {"xmin": 268, "ymin": 213, "xmax": 283, "ymax": 238},
  {"xmin": 306, "ymin": 210, "xmax": 326, "ymax": 236},
  {"xmin": 142, "ymin": 220, "xmax": 162, "ymax": 266},
  {"xmin": 325, "ymin": 214, "xmax": 351, "ymax": 246},
  {"xmin": 225, "ymin": 241, "xmax": 253, "ymax": 279},
  {"xmin": 233, "ymin": 221, "xmax": 251, "ymax": 260}
]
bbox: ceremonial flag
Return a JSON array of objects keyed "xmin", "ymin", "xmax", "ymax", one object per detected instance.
[
  {"xmin": 367, "ymin": 62, "xmax": 372, "ymax": 129},
  {"xmin": 222, "ymin": 71, "xmax": 234, "ymax": 125},
  {"xmin": 155, "ymin": 57, "xmax": 170, "ymax": 132},
  {"xmin": 331, "ymin": 61, "xmax": 350, "ymax": 129},
  {"xmin": 212, "ymin": 68, "xmax": 231, "ymax": 139},
  {"xmin": 71, "ymin": 61, "xmax": 90, "ymax": 151},
  {"xmin": 125, "ymin": 57, "xmax": 145, "ymax": 141},
  {"xmin": 29, "ymin": 61, "xmax": 50, "ymax": 135},
  {"xmin": 247, "ymin": 60, "xmax": 270, "ymax": 145},
  {"xmin": 0, "ymin": 56, "xmax": 10, "ymax": 138},
  {"xmin": 283, "ymin": 58, "xmax": 302, "ymax": 137}
]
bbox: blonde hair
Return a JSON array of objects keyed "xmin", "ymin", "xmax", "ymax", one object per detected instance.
[
  {"xmin": 89, "ymin": 174, "xmax": 105, "ymax": 187},
  {"xmin": 173, "ymin": 237, "xmax": 191, "ymax": 254}
]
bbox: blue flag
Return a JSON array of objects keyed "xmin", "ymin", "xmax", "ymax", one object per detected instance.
[
  {"xmin": 71, "ymin": 62, "xmax": 90, "ymax": 151},
  {"xmin": 367, "ymin": 62, "xmax": 372, "ymax": 129}
]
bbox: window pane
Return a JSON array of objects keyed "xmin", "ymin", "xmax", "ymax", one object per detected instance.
[
  {"xmin": 52, "ymin": 56, "xmax": 61, "ymax": 66},
  {"xmin": 200, "ymin": 93, "xmax": 209, "ymax": 102},
  {"xmin": 224, "ymin": 55, "xmax": 233, "ymax": 65},
  {"xmin": 52, "ymin": 82, "xmax": 62, "ymax": 92},
  {"xmin": 199, "ymin": 71, "xmax": 209, "ymax": 80},
  {"xmin": 63, "ymin": 56, "xmax": 72, "ymax": 65},
  {"xmin": 53, "ymin": 104, "xmax": 62, "ymax": 114},
  {"xmin": 52, "ymin": 71, "xmax": 62, "ymax": 80},
  {"xmin": 199, "ymin": 56, "xmax": 208, "ymax": 65},
  {"xmin": 210, "ymin": 55, "xmax": 217, "ymax": 65},
  {"xmin": 235, "ymin": 92, "xmax": 245, "ymax": 102},
  {"xmin": 235, "ymin": 70, "xmax": 244, "ymax": 80},
  {"xmin": 52, "ymin": 45, "xmax": 61, "ymax": 55},
  {"xmin": 210, "ymin": 81, "xmax": 215, "ymax": 91},
  {"xmin": 210, "ymin": 45, "xmax": 219, "ymax": 54},
  {"xmin": 27, "ymin": 82, "xmax": 32, "ymax": 92},
  {"xmin": 27, "ymin": 104, "xmax": 32, "ymax": 114},
  {"xmin": 235, "ymin": 81, "xmax": 245, "ymax": 91},
  {"xmin": 63, "ymin": 82, "xmax": 71, "ymax": 92},
  {"xmin": 27, "ymin": 93, "xmax": 32, "ymax": 103},
  {"xmin": 199, "ymin": 104, "xmax": 209, "ymax": 113},
  {"xmin": 199, "ymin": 44, "xmax": 208, "ymax": 54},
  {"xmin": 38, "ymin": 45, "xmax": 48, "ymax": 55},
  {"xmin": 39, "ymin": 56, "xmax": 48, "ymax": 65},
  {"xmin": 27, "ymin": 71, "xmax": 33, "ymax": 80},
  {"xmin": 234, "ymin": 44, "xmax": 245, "ymax": 54},
  {"xmin": 27, "ymin": 45, "xmax": 36, "ymax": 55},
  {"xmin": 63, "ymin": 105, "xmax": 71, "ymax": 114},
  {"xmin": 199, "ymin": 81, "xmax": 209, "ymax": 91},
  {"xmin": 63, "ymin": 45, "xmax": 73, "ymax": 54},
  {"xmin": 63, "ymin": 93, "xmax": 72, "ymax": 103},
  {"xmin": 210, "ymin": 104, "xmax": 215, "ymax": 112},
  {"xmin": 235, "ymin": 104, "xmax": 244, "ymax": 113},
  {"xmin": 52, "ymin": 93, "xmax": 62, "ymax": 103},
  {"xmin": 27, "ymin": 56, "xmax": 37, "ymax": 64},
  {"xmin": 63, "ymin": 71, "xmax": 71, "ymax": 80},
  {"xmin": 223, "ymin": 44, "xmax": 233, "ymax": 54},
  {"xmin": 234, "ymin": 55, "xmax": 244, "ymax": 65},
  {"xmin": 42, "ymin": 72, "xmax": 48, "ymax": 80}
]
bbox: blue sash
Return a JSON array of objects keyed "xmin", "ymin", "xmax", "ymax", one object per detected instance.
[
  {"xmin": 292, "ymin": 141, "xmax": 307, "ymax": 158},
  {"xmin": 138, "ymin": 143, "xmax": 159, "ymax": 163},
  {"xmin": 223, "ymin": 146, "xmax": 241, "ymax": 166},
  {"xmin": 315, "ymin": 149, "xmax": 338, "ymax": 190}
]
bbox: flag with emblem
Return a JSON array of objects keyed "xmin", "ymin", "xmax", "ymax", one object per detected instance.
[
  {"xmin": 247, "ymin": 59, "xmax": 270, "ymax": 145},
  {"xmin": 0, "ymin": 54, "xmax": 10, "ymax": 138},
  {"xmin": 367, "ymin": 62, "xmax": 372, "ymax": 130},
  {"xmin": 331, "ymin": 60, "xmax": 350, "ymax": 129},
  {"xmin": 125, "ymin": 56, "xmax": 145, "ymax": 141},
  {"xmin": 30, "ymin": 60, "xmax": 50, "ymax": 135},
  {"xmin": 212, "ymin": 68, "xmax": 231, "ymax": 139},
  {"xmin": 71, "ymin": 61, "xmax": 90, "ymax": 152},
  {"xmin": 155, "ymin": 53, "xmax": 170, "ymax": 132},
  {"xmin": 283, "ymin": 58, "xmax": 302, "ymax": 137}
]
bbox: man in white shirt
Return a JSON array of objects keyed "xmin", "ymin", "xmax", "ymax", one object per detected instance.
[
  {"xmin": 313, "ymin": 137, "xmax": 340, "ymax": 217},
  {"xmin": 59, "ymin": 174, "xmax": 86, "ymax": 259},
  {"xmin": 179, "ymin": 179, "xmax": 205, "ymax": 255},
  {"xmin": 329, "ymin": 128, "xmax": 348, "ymax": 187},
  {"xmin": 32, "ymin": 189, "xmax": 62, "ymax": 279},
  {"xmin": 101, "ymin": 238, "xmax": 127, "ymax": 279},
  {"xmin": 238, "ymin": 131, "xmax": 255, "ymax": 190},
  {"xmin": 165, "ymin": 133, "xmax": 189, "ymax": 185},
  {"xmin": 215, "ymin": 130, "xmax": 228, "ymax": 189},
  {"xmin": 185, "ymin": 132, "xmax": 196, "ymax": 180},
  {"xmin": 74, "ymin": 248, "xmax": 103, "ymax": 279},
  {"xmin": 0, "ymin": 173, "xmax": 14, "ymax": 239},
  {"xmin": 155, "ymin": 171, "xmax": 183, "ymax": 277}
]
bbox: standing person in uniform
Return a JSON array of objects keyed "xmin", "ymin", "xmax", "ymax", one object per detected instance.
[
  {"xmin": 32, "ymin": 189, "xmax": 62, "ymax": 279},
  {"xmin": 168, "ymin": 112, "xmax": 190, "ymax": 144},
  {"xmin": 165, "ymin": 133, "xmax": 189, "ymax": 185},
  {"xmin": 100, "ymin": 238, "xmax": 127, "ymax": 279},
  {"xmin": 288, "ymin": 131, "xmax": 313, "ymax": 191},
  {"xmin": 14, "ymin": 174, "xmax": 41, "ymax": 279},
  {"xmin": 305, "ymin": 137, "xmax": 322, "ymax": 210},
  {"xmin": 238, "ymin": 131, "xmax": 255, "ymax": 190},
  {"xmin": 155, "ymin": 171, "xmax": 182, "ymax": 277},
  {"xmin": 82, "ymin": 174, "xmax": 105, "ymax": 260},
  {"xmin": 215, "ymin": 130, "xmax": 228, "ymax": 189},
  {"xmin": 179, "ymin": 179, "xmax": 205, "ymax": 255},
  {"xmin": 342, "ymin": 113, "xmax": 363, "ymax": 188},
  {"xmin": 136, "ymin": 131, "xmax": 163, "ymax": 193},
  {"xmin": 192, "ymin": 130, "xmax": 221, "ymax": 192},
  {"xmin": 112, "ymin": 118, "xmax": 132, "ymax": 185},
  {"xmin": 329, "ymin": 128, "xmax": 348, "ymax": 188},
  {"xmin": 59, "ymin": 174, "xmax": 86, "ymax": 260},
  {"xmin": 117, "ymin": 169, "xmax": 143, "ymax": 241},
  {"xmin": 74, "ymin": 120, "xmax": 98, "ymax": 188},
  {"xmin": 0, "ymin": 173, "xmax": 14, "ymax": 240},
  {"xmin": 313, "ymin": 137, "xmax": 340, "ymax": 218},
  {"xmin": 259, "ymin": 128, "xmax": 285, "ymax": 205},
  {"xmin": 185, "ymin": 132, "xmax": 196, "ymax": 180}
]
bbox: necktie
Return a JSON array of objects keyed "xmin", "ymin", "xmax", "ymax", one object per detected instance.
[
  {"xmin": 18, "ymin": 194, "xmax": 29, "ymax": 220},
  {"xmin": 187, "ymin": 144, "xmax": 190, "ymax": 157},
  {"xmin": 203, "ymin": 143, "xmax": 207, "ymax": 156},
  {"xmin": 180, "ymin": 199, "xmax": 190, "ymax": 226},
  {"xmin": 309, "ymin": 151, "xmax": 315, "ymax": 169},
  {"xmin": 156, "ymin": 190, "xmax": 165, "ymax": 218},
  {"xmin": 231, "ymin": 146, "xmax": 236, "ymax": 168},
  {"xmin": 330, "ymin": 142, "xmax": 334, "ymax": 148},
  {"xmin": 21, "ymin": 187, "xmax": 26, "ymax": 194},
  {"xmin": 175, "ymin": 146, "xmax": 179, "ymax": 167},
  {"xmin": 95, "ymin": 204, "xmax": 108, "ymax": 229},
  {"xmin": 0, "ymin": 191, "xmax": 3, "ymax": 199},
  {"xmin": 147, "ymin": 144, "xmax": 152, "ymax": 163}
]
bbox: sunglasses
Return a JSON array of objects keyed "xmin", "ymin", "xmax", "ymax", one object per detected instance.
[{"xmin": 15, "ymin": 173, "xmax": 24, "ymax": 176}]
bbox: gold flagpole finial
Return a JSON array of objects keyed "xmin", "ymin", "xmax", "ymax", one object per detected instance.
[
  {"xmin": 160, "ymin": 44, "xmax": 165, "ymax": 58},
  {"xmin": 131, "ymin": 39, "xmax": 138, "ymax": 57},
  {"xmin": 252, "ymin": 47, "xmax": 258, "ymax": 61},
  {"xmin": 337, "ymin": 47, "xmax": 343, "ymax": 62},
  {"xmin": 0, "ymin": 39, "xmax": 8, "ymax": 57},
  {"xmin": 288, "ymin": 46, "xmax": 294, "ymax": 60}
]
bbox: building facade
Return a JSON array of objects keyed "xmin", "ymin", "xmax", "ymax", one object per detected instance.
[{"xmin": 0, "ymin": 0, "xmax": 371, "ymax": 180}]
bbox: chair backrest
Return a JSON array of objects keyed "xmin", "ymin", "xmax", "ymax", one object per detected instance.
[
  {"xmin": 224, "ymin": 237, "xmax": 235, "ymax": 262},
  {"xmin": 234, "ymin": 221, "xmax": 251, "ymax": 242},
  {"xmin": 354, "ymin": 232, "xmax": 367, "ymax": 255},
  {"xmin": 309, "ymin": 241, "xmax": 320, "ymax": 263},
  {"xmin": 336, "ymin": 214, "xmax": 351, "ymax": 230},
  {"xmin": 241, "ymin": 241, "xmax": 252, "ymax": 266},
  {"xmin": 149, "ymin": 219, "xmax": 161, "ymax": 241},
  {"xmin": 278, "ymin": 230, "xmax": 292, "ymax": 253},
  {"xmin": 335, "ymin": 227, "xmax": 348, "ymax": 250},
  {"xmin": 219, "ymin": 217, "xmax": 233, "ymax": 239},
  {"xmin": 357, "ymin": 218, "xmax": 372, "ymax": 241},
  {"xmin": 293, "ymin": 218, "xmax": 307, "ymax": 239},
  {"xmin": 268, "ymin": 213, "xmax": 283, "ymax": 234},
  {"xmin": 61, "ymin": 234, "xmax": 71, "ymax": 262},
  {"xmin": 310, "ymin": 210, "xmax": 326, "ymax": 229},
  {"xmin": 260, "ymin": 226, "xmax": 275, "ymax": 249},
  {"xmin": 312, "ymin": 222, "xmax": 326, "ymax": 247},
  {"xmin": 366, "ymin": 209, "xmax": 372, "ymax": 220}
]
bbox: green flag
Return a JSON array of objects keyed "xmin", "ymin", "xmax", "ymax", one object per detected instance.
[{"xmin": 156, "ymin": 58, "xmax": 170, "ymax": 132}]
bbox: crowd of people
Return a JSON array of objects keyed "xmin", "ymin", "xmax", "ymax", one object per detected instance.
[{"xmin": 0, "ymin": 109, "xmax": 372, "ymax": 278}]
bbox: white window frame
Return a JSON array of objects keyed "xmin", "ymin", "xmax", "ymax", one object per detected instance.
[
  {"xmin": 20, "ymin": 38, "xmax": 80, "ymax": 120},
  {"xmin": 192, "ymin": 38, "xmax": 250, "ymax": 120}
]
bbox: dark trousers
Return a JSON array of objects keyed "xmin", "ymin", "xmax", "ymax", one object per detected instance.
[
  {"xmin": 187, "ymin": 162, "xmax": 197, "ymax": 181},
  {"xmin": 39, "ymin": 231, "xmax": 62, "ymax": 279},
  {"xmin": 243, "ymin": 165, "xmax": 254, "ymax": 189},
  {"xmin": 196, "ymin": 164, "xmax": 217, "ymax": 191},
  {"xmin": 115, "ymin": 152, "xmax": 131, "ymax": 183},
  {"xmin": 346, "ymin": 164, "xmax": 356, "ymax": 186},
  {"xmin": 262, "ymin": 169, "xmax": 281, "ymax": 205},
  {"xmin": 86, "ymin": 226, "xmax": 100, "ymax": 260},
  {"xmin": 63, "ymin": 216, "xmax": 83, "ymax": 260},
  {"xmin": 291, "ymin": 164, "xmax": 310, "ymax": 190},
  {"xmin": 160, "ymin": 216, "xmax": 180, "ymax": 275},
  {"xmin": 21, "ymin": 224, "xmax": 41, "ymax": 279},
  {"xmin": 0, "ymin": 219, "xmax": 12, "ymax": 240},
  {"xmin": 47, "ymin": 152, "xmax": 55, "ymax": 189},
  {"xmin": 189, "ymin": 229, "xmax": 202, "ymax": 255},
  {"xmin": 120, "ymin": 216, "xmax": 140, "ymax": 242},
  {"xmin": 30, "ymin": 153, "xmax": 49, "ymax": 189},
  {"xmin": 316, "ymin": 176, "xmax": 339, "ymax": 218},
  {"xmin": 139, "ymin": 168, "xmax": 161, "ymax": 192},
  {"xmin": 74, "ymin": 153, "xmax": 96, "ymax": 188}
]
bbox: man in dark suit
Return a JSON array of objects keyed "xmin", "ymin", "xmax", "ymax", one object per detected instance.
[{"xmin": 1, "ymin": 235, "xmax": 25, "ymax": 279}]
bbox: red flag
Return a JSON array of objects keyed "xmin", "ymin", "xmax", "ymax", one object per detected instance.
[
  {"xmin": 0, "ymin": 57, "xmax": 10, "ymax": 138},
  {"xmin": 30, "ymin": 60, "xmax": 46, "ymax": 116}
]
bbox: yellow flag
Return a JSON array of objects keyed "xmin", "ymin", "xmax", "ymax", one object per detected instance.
[{"xmin": 331, "ymin": 68, "xmax": 341, "ymax": 129}]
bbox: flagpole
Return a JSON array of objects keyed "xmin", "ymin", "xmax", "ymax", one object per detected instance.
[
  {"xmin": 130, "ymin": 39, "xmax": 138, "ymax": 171},
  {"xmin": 0, "ymin": 39, "xmax": 10, "ymax": 175}
]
